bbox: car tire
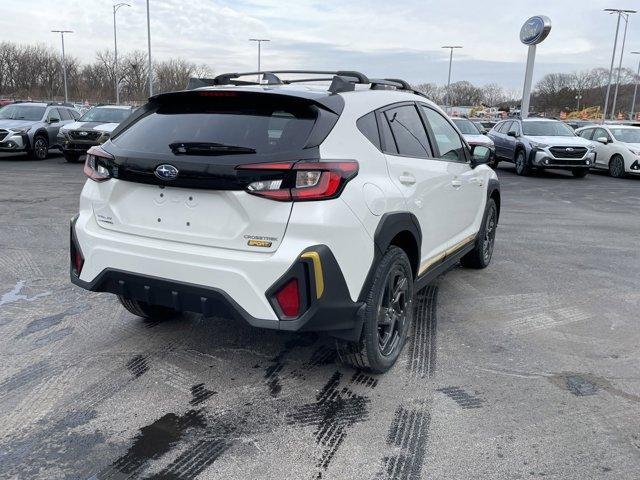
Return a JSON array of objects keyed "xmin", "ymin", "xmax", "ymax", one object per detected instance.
[
  {"xmin": 64, "ymin": 152, "xmax": 81, "ymax": 163},
  {"xmin": 461, "ymin": 198, "xmax": 498, "ymax": 269},
  {"xmin": 336, "ymin": 246, "xmax": 414, "ymax": 374},
  {"xmin": 514, "ymin": 149, "xmax": 530, "ymax": 176},
  {"xmin": 118, "ymin": 296, "xmax": 180, "ymax": 321},
  {"xmin": 571, "ymin": 168, "xmax": 589, "ymax": 178},
  {"xmin": 29, "ymin": 135, "xmax": 49, "ymax": 160},
  {"xmin": 609, "ymin": 155, "xmax": 626, "ymax": 178}
]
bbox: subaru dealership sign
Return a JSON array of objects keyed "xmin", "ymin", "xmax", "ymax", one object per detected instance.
[{"xmin": 520, "ymin": 16, "xmax": 552, "ymax": 45}]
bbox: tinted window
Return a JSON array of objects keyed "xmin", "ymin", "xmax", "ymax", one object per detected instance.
[
  {"xmin": 70, "ymin": 109, "xmax": 81, "ymax": 120},
  {"xmin": 498, "ymin": 121, "xmax": 511, "ymax": 133},
  {"xmin": 421, "ymin": 106, "xmax": 466, "ymax": 162},
  {"xmin": 59, "ymin": 108, "xmax": 72, "ymax": 120},
  {"xmin": 610, "ymin": 128, "xmax": 640, "ymax": 143},
  {"xmin": 592, "ymin": 128, "xmax": 611, "ymax": 141},
  {"xmin": 452, "ymin": 118, "xmax": 481, "ymax": 134},
  {"xmin": 47, "ymin": 109, "xmax": 61, "ymax": 121},
  {"xmin": 578, "ymin": 128, "xmax": 594, "ymax": 140},
  {"xmin": 357, "ymin": 112, "xmax": 381, "ymax": 149},
  {"xmin": 0, "ymin": 105, "xmax": 46, "ymax": 121},
  {"xmin": 522, "ymin": 121, "xmax": 575, "ymax": 136},
  {"xmin": 378, "ymin": 113, "xmax": 398, "ymax": 154},
  {"xmin": 112, "ymin": 94, "xmax": 320, "ymax": 156},
  {"xmin": 384, "ymin": 105, "xmax": 431, "ymax": 157},
  {"xmin": 79, "ymin": 107, "xmax": 132, "ymax": 123}
]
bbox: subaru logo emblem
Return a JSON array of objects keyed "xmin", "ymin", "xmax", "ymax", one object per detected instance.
[
  {"xmin": 566, "ymin": 147, "xmax": 574, "ymax": 152},
  {"xmin": 79, "ymin": 131, "xmax": 88, "ymax": 136},
  {"xmin": 155, "ymin": 164, "xmax": 179, "ymax": 180}
]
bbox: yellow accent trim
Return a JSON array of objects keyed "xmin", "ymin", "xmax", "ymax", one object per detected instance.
[
  {"xmin": 301, "ymin": 251, "xmax": 324, "ymax": 299},
  {"xmin": 418, "ymin": 234, "xmax": 477, "ymax": 276}
]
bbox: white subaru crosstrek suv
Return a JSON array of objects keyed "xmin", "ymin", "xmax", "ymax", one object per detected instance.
[
  {"xmin": 575, "ymin": 124, "xmax": 640, "ymax": 178},
  {"xmin": 70, "ymin": 70, "xmax": 500, "ymax": 373}
]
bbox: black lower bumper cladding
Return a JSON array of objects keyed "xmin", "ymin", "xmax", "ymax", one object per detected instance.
[{"xmin": 69, "ymin": 231, "xmax": 365, "ymax": 340}]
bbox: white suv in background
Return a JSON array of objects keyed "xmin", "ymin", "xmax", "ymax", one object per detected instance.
[
  {"xmin": 70, "ymin": 70, "xmax": 500, "ymax": 373},
  {"xmin": 576, "ymin": 124, "xmax": 640, "ymax": 178}
]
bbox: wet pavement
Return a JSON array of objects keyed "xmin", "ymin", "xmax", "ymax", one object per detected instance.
[{"xmin": 1, "ymin": 151, "xmax": 639, "ymax": 479}]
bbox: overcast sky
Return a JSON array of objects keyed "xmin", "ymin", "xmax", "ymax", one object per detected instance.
[{"xmin": 2, "ymin": 0, "xmax": 640, "ymax": 90}]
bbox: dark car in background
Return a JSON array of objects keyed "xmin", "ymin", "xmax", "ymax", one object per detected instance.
[{"xmin": 58, "ymin": 105, "xmax": 134, "ymax": 162}]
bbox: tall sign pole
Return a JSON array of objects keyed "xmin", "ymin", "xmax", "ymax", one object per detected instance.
[{"xmin": 519, "ymin": 16, "xmax": 551, "ymax": 119}]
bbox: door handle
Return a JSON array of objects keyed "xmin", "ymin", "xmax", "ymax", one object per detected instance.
[
  {"xmin": 399, "ymin": 174, "xmax": 416, "ymax": 185},
  {"xmin": 451, "ymin": 178, "xmax": 463, "ymax": 188}
]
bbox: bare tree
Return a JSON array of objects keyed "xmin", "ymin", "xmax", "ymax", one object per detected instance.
[
  {"xmin": 480, "ymin": 83, "xmax": 506, "ymax": 107},
  {"xmin": 412, "ymin": 82, "xmax": 444, "ymax": 104}
]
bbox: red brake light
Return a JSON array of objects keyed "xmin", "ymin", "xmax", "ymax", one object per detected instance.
[
  {"xmin": 237, "ymin": 160, "xmax": 358, "ymax": 202},
  {"xmin": 274, "ymin": 278, "xmax": 299, "ymax": 317},
  {"xmin": 84, "ymin": 146, "xmax": 114, "ymax": 182}
]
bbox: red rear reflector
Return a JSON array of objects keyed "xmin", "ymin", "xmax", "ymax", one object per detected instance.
[{"xmin": 275, "ymin": 278, "xmax": 299, "ymax": 317}]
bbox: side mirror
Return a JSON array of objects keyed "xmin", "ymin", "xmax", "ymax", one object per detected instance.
[
  {"xmin": 507, "ymin": 130, "xmax": 517, "ymax": 137},
  {"xmin": 48, "ymin": 118, "xmax": 59, "ymax": 124},
  {"xmin": 596, "ymin": 136, "xmax": 608, "ymax": 144},
  {"xmin": 470, "ymin": 145, "xmax": 491, "ymax": 167}
]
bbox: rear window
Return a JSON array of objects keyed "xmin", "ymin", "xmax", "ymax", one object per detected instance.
[{"xmin": 112, "ymin": 94, "xmax": 319, "ymax": 155}]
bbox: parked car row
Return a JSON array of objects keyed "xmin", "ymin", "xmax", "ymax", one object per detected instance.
[{"xmin": 0, "ymin": 102, "xmax": 134, "ymax": 161}]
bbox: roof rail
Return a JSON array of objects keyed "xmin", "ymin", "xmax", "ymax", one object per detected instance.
[{"xmin": 187, "ymin": 70, "xmax": 424, "ymax": 97}]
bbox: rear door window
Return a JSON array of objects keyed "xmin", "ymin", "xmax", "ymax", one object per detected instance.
[{"xmin": 383, "ymin": 104, "xmax": 431, "ymax": 157}]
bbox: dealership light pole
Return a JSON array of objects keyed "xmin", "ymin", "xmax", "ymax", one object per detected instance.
[
  {"xmin": 442, "ymin": 46, "xmax": 462, "ymax": 113},
  {"xmin": 51, "ymin": 30, "xmax": 73, "ymax": 102},
  {"xmin": 146, "ymin": 0, "xmax": 153, "ymax": 96},
  {"xmin": 249, "ymin": 38, "xmax": 270, "ymax": 80},
  {"xmin": 113, "ymin": 3, "xmax": 130, "ymax": 104},
  {"xmin": 602, "ymin": 8, "xmax": 636, "ymax": 123},
  {"xmin": 630, "ymin": 51, "xmax": 640, "ymax": 120},
  {"xmin": 610, "ymin": 11, "xmax": 633, "ymax": 119},
  {"xmin": 575, "ymin": 94, "xmax": 583, "ymax": 111}
]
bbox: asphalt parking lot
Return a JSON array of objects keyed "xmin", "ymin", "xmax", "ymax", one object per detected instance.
[{"xmin": 1, "ymin": 151, "xmax": 639, "ymax": 480}]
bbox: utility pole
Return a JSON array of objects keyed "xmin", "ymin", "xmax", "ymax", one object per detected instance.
[
  {"xmin": 602, "ymin": 8, "xmax": 636, "ymax": 123},
  {"xmin": 113, "ymin": 3, "xmax": 130, "ymax": 104},
  {"xmin": 249, "ymin": 39, "xmax": 270, "ymax": 81},
  {"xmin": 611, "ymin": 12, "xmax": 632, "ymax": 119},
  {"xmin": 442, "ymin": 45, "xmax": 462, "ymax": 114},
  {"xmin": 146, "ymin": 0, "xmax": 153, "ymax": 96},
  {"xmin": 51, "ymin": 30, "xmax": 73, "ymax": 102},
  {"xmin": 630, "ymin": 52, "xmax": 640, "ymax": 120}
]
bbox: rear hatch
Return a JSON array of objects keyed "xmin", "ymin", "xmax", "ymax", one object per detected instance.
[{"xmin": 94, "ymin": 89, "xmax": 340, "ymax": 253}]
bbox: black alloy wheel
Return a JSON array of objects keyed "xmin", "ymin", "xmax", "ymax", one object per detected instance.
[{"xmin": 377, "ymin": 266, "xmax": 410, "ymax": 357}]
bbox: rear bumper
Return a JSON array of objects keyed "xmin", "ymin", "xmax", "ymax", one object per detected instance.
[{"xmin": 70, "ymin": 211, "xmax": 368, "ymax": 340}]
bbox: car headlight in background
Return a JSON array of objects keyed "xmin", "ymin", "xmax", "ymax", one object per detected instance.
[
  {"xmin": 529, "ymin": 141, "xmax": 548, "ymax": 149},
  {"xmin": 10, "ymin": 127, "xmax": 29, "ymax": 134},
  {"xmin": 587, "ymin": 143, "xmax": 598, "ymax": 151}
]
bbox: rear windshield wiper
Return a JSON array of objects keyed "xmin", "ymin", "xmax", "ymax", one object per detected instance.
[{"xmin": 169, "ymin": 142, "xmax": 256, "ymax": 155}]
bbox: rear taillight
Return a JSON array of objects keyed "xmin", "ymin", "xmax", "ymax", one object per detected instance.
[
  {"xmin": 84, "ymin": 146, "xmax": 113, "ymax": 182},
  {"xmin": 237, "ymin": 160, "xmax": 358, "ymax": 201},
  {"xmin": 274, "ymin": 278, "xmax": 300, "ymax": 317}
]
